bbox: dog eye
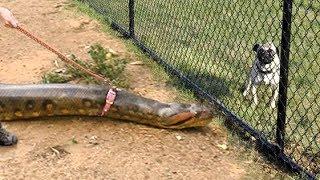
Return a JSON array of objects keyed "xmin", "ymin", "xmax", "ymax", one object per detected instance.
[
  {"xmin": 267, "ymin": 49, "xmax": 274, "ymax": 53},
  {"xmin": 258, "ymin": 49, "xmax": 264, "ymax": 54}
]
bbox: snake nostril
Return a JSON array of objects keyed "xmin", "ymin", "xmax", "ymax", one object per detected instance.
[{"xmin": 199, "ymin": 109, "xmax": 212, "ymax": 118}]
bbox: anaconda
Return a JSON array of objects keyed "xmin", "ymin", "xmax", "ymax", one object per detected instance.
[{"xmin": 0, "ymin": 84, "xmax": 214, "ymax": 129}]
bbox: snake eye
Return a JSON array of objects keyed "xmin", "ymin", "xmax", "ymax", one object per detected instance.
[
  {"xmin": 0, "ymin": 101, "xmax": 5, "ymax": 113},
  {"xmin": 25, "ymin": 100, "xmax": 36, "ymax": 110}
]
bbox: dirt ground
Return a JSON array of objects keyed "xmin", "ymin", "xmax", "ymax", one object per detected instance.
[{"xmin": 0, "ymin": 0, "xmax": 285, "ymax": 179}]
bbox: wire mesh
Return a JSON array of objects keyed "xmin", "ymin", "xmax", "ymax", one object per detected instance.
[
  {"xmin": 136, "ymin": 0, "xmax": 284, "ymax": 141},
  {"xmin": 81, "ymin": 0, "xmax": 129, "ymax": 29},
  {"xmin": 80, "ymin": 0, "xmax": 319, "ymax": 178},
  {"xmin": 284, "ymin": 0, "xmax": 320, "ymax": 175}
]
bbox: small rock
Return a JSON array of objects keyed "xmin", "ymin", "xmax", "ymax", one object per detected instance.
[
  {"xmin": 84, "ymin": 45, "xmax": 91, "ymax": 51},
  {"xmin": 54, "ymin": 68, "xmax": 67, "ymax": 74},
  {"xmin": 81, "ymin": 19, "xmax": 91, "ymax": 25},
  {"xmin": 106, "ymin": 53, "xmax": 113, "ymax": 59},
  {"xmin": 270, "ymin": 173, "xmax": 276, "ymax": 178},
  {"xmin": 200, "ymin": 146, "xmax": 206, "ymax": 150},
  {"xmin": 250, "ymin": 136, "xmax": 256, "ymax": 141},
  {"xmin": 217, "ymin": 144, "xmax": 228, "ymax": 150},
  {"xmin": 90, "ymin": 136, "xmax": 97, "ymax": 141},
  {"xmin": 54, "ymin": 4, "xmax": 63, "ymax": 8},
  {"xmin": 69, "ymin": 20, "xmax": 82, "ymax": 29},
  {"xmin": 88, "ymin": 135, "xmax": 99, "ymax": 145},
  {"xmin": 129, "ymin": 61, "xmax": 144, "ymax": 65},
  {"xmin": 175, "ymin": 135, "xmax": 183, "ymax": 141},
  {"xmin": 108, "ymin": 48, "xmax": 118, "ymax": 56}
]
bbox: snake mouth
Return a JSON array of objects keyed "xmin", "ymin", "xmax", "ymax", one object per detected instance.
[
  {"xmin": 169, "ymin": 114, "xmax": 195, "ymax": 127},
  {"xmin": 165, "ymin": 109, "xmax": 213, "ymax": 129}
]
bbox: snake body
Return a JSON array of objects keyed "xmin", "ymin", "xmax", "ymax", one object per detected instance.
[{"xmin": 0, "ymin": 84, "xmax": 213, "ymax": 129}]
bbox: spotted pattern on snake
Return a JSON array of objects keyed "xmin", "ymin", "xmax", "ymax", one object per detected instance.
[{"xmin": 0, "ymin": 84, "xmax": 214, "ymax": 129}]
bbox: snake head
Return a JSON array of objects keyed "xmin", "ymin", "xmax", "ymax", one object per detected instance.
[{"xmin": 159, "ymin": 103, "xmax": 215, "ymax": 129}]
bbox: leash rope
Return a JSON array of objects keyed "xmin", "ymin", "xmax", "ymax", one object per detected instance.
[
  {"xmin": 15, "ymin": 26, "xmax": 111, "ymax": 85},
  {"xmin": 13, "ymin": 25, "xmax": 116, "ymax": 114}
]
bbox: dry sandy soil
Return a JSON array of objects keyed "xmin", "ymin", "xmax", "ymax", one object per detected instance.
[{"xmin": 0, "ymin": 0, "xmax": 287, "ymax": 179}]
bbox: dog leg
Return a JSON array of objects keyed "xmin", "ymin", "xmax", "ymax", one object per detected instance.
[
  {"xmin": 252, "ymin": 84, "xmax": 258, "ymax": 106},
  {"xmin": 270, "ymin": 85, "xmax": 279, "ymax": 109},
  {"xmin": 243, "ymin": 79, "xmax": 252, "ymax": 97}
]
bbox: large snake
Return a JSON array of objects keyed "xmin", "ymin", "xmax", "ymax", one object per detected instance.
[{"xmin": 0, "ymin": 84, "xmax": 214, "ymax": 129}]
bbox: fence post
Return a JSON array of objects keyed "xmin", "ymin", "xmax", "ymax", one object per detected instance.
[
  {"xmin": 129, "ymin": 0, "xmax": 135, "ymax": 38},
  {"xmin": 276, "ymin": 0, "xmax": 293, "ymax": 151}
]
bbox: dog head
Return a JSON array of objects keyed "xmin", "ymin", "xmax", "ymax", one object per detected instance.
[{"xmin": 253, "ymin": 42, "xmax": 279, "ymax": 65}]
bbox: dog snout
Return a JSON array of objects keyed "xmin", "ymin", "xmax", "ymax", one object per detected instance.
[{"xmin": 257, "ymin": 49, "xmax": 274, "ymax": 64}]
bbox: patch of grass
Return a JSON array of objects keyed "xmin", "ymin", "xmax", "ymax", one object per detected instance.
[
  {"xmin": 66, "ymin": 54, "xmax": 92, "ymax": 80},
  {"xmin": 68, "ymin": 0, "xmax": 127, "ymax": 38},
  {"xmin": 89, "ymin": 44, "xmax": 128, "ymax": 83},
  {"xmin": 66, "ymin": 0, "xmax": 110, "ymax": 24},
  {"xmin": 42, "ymin": 44, "xmax": 129, "ymax": 88},
  {"xmin": 42, "ymin": 72, "xmax": 72, "ymax": 84}
]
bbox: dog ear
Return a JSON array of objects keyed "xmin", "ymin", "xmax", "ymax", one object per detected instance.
[{"xmin": 252, "ymin": 44, "xmax": 260, "ymax": 52}]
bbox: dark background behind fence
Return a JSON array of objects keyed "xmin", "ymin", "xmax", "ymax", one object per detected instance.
[{"xmin": 79, "ymin": 0, "xmax": 319, "ymax": 178}]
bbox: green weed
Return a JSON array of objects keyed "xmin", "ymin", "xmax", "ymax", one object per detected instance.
[{"xmin": 42, "ymin": 44, "xmax": 129, "ymax": 88}]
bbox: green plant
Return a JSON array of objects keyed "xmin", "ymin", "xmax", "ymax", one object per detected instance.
[
  {"xmin": 88, "ymin": 44, "xmax": 128, "ymax": 81},
  {"xmin": 42, "ymin": 72, "xmax": 72, "ymax": 84},
  {"xmin": 42, "ymin": 44, "xmax": 129, "ymax": 87}
]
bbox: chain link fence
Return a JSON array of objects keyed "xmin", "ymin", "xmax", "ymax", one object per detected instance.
[{"xmin": 79, "ymin": 0, "xmax": 319, "ymax": 178}]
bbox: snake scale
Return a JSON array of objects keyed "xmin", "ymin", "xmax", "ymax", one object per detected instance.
[{"xmin": 0, "ymin": 84, "xmax": 214, "ymax": 129}]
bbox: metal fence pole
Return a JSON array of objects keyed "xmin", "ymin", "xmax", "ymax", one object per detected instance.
[
  {"xmin": 276, "ymin": 0, "xmax": 293, "ymax": 151},
  {"xmin": 129, "ymin": 0, "xmax": 135, "ymax": 38}
]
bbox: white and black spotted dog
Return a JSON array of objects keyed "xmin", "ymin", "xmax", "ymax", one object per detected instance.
[{"xmin": 243, "ymin": 42, "xmax": 280, "ymax": 108}]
